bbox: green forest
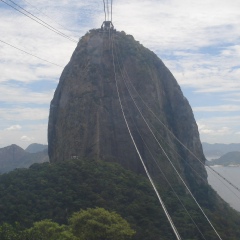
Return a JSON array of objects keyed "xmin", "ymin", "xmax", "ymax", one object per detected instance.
[{"xmin": 0, "ymin": 159, "xmax": 240, "ymax": 239}]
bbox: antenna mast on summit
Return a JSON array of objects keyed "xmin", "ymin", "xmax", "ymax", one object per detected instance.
[
  {"xmin": 103, "ymin": 0, "xmax": 106, "ymax": 21},
  {"xmin": 111, "ymin": 0, "xmax": 113, "ymax": 22},
  {"xmin": 101, "ymin": 0, "xmax": 115, "ymax": 32}
]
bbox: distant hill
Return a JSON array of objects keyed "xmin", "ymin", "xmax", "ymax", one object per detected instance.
[
  {"xmin": 0, "ymin": 144, "xmax": 49, "ymax": 173},
  {"xmin": 25, "ymin": 143, "xmax": 48, "ymax": 153},
  {"xmin": 202, "ymin": 142, "xmax": 240, "ymax": 160},
  {"xmin": 207, "ymin": 151, "xmax": 240, "ymax": 166}
]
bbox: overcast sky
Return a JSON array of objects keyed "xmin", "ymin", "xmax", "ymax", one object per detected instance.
[{"xmin": 0, "ymin": 0, "xmax": 239, "ymax": 149}]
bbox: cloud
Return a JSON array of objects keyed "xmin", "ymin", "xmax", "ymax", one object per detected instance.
[
  {"xmin": 0, "ymin": 108, "xmax": 49, "ymax": 121},
  {"xmin": 0, "ymin": 84, "xmax": 54, "ymax": 104},
  {"xmin": 20, "ymin": 135, "xmax": 34, "ymax": 142},
  {"xmin": 197, "ymin": 116, "xmax": 240, "ymax": 143},
  {"xmin": 193, "ymin": 105, "xmax": 240, "ymax": 112},
  {"xmin": 198, "ymin": 124, "xmax": 214, "ymax": 134},
  {"xmin": 1, "ymin": 0, "xmax": 240, "ymax": 147},
  {"xmin": 0, "ymin": 123, "xmax": 48, "ymax": 149},
  {"xmin": 5, "ymin": 125, "xmax": 22, "ymax": 131}
]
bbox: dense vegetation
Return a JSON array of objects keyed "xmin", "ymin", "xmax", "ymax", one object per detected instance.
[
  {"xmin": 0, "ymin": 159, "xmax": 240, "ymax": 239},
  {"xmin": 0, "ymin": 208, "xmax": 135, "ymax": 240}
]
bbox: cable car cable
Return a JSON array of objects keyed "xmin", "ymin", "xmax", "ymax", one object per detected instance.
[
  {"xmin": 106, "ymin": 0, "xmax": 109, "ymax": 21},
  {"xmin": 111, "ymin": 34, "xmax": 182, "ymax": 240},
  {"xmin": 0, "ymin": 0, "xmax": 78, "ymax": 43},
  {"xmin": 0, "ymin": 39, "xmax": 63, "ymax": 68},
  {"xmin": 7, "ymin": 0, "xmax": 78, "ymax": 43},
  {"xmin": 102, "ymin": 0, "xmax": 106, "ymax": 22},
  {"xmin": 111, "ymin": 0, "xmax": 113, "ymax": 22},
  {"xmin": 126, "ymin": 109, "xmax": 208, "ymax": 240},
  {"xmin": 125, "ymin": 43, "xmax": 240, "ymax": 196},
  {"xmin": 114, "ymin": 39, "xmax": 223, "ymax": 240},
  {"xmin": 21, "ymin": 0, "xmax": 75, "ymax": 34},
  {"xmin": 115, "ymin": 50, "xmax": 207, "ymax": 239}
]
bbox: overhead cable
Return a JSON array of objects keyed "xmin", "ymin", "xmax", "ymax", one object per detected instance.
[
  {"xmin": 127, "ymin": 43, "xmax": 240, "ymax": 196},
  {"xmin": 111, "ymin": 35, "xmax": 182, "ymax": 240},
  {"xmin": 113, "ymin": 38, "xmax": 223, "ymax": 240},
  {"xmin": 0, "ymin": 39, "xmax": 64, "ymax": 68},
  {"xmin": 103, "ymin": 0, "xmax": 106, "ymax": 21},
  {"xmin": 106, "ymin": 0, "xmax": 109, "ymax": 21},
  {"xmin": 21, "ymin": 0, "xmax": 74, "ymax": 33},
  {"xmin": 115, "ymin": 50, "xmax": 206, "ymax": 239},
  {"xmin": 123, "ymin": 64, "xmax": 223, "ymax": 240},
  {"xmin": 0, "ymin": 0, "xmax": 78, "ymax": 43},
  {"xmin": 111, "ymin": 0, "xmax": 113, "ymax": 22}
]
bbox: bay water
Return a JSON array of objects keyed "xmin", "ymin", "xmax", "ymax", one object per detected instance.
[{"xmin": 206, "ymin": 166, "xmax": 240, "ymax": 212}]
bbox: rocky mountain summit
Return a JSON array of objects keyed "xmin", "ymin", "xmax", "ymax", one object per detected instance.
[
  {"xmin": 25, "ymin": 143, "xmax": 48, "ymax": 153},
  {"xmin": 48, "ymin": 29, "xmax": 206, "ymax": 189},
  {"xmin": 0, "ymin": 144, "xmax": 49, "ymax": 173}
]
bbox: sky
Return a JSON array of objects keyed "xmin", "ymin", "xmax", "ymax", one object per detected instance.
[{"xmin": 0, "ymin": 0, "xmax": 239, "ymax": 149}]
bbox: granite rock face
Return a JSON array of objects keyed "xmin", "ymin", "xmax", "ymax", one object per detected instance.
[{"xmin": 48, "ymin": 30, "xmax": 207, "ymax": 186}]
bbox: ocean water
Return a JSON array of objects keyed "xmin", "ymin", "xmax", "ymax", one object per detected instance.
[{"xmin": 206, "ymin": 166, "xmax": 240, "ymax": 212}]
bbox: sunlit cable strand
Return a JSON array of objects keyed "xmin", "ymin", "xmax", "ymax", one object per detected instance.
[
  {"xmin": 148, "ymin": 119, "xmax": 240, "ymax": 201},
  {"xmin": 0, "ymin": 0, "xmax": 78, "ymax": 43},
  {"xmin": 116, "ymin": 39, "xmax": 240, "ymax": 216},
  {"xmin": 110, "ymin": 35, "xmax": 182, "ymax": 240},
  {"xmin": 103, "ymin": 0, "xmax": 106, "ymax": 21},
  {"xmin": 115, "ymin": 41, "xmax": 223, "ymax": 240},
  {"xmin": 7, "ymin": 0, "xmax": 78, "ymax": 43},
  {"xmin": 123, "ymin": 68, "xmax": 223, "ymax": 240},
  {"xmin": 0, "ymin": 39, "xmax": 64, "ymax": 68},
  {"xmin": 127, "ymin": 75, "xmax": 223, "ymax": 240},
  {"xmin": 111, "ymin": 0, "xmax": 113, "ymax": 22},
  {"xmin": 145, "ymin": 65, "xmax": 240, "ymax": 194},
  {"xmin": 114, "ymin": 40, "xmax": 207, "ymax": 184},
  {"xmin": 142, "ymin": 138, "xmax": 207, "ymax": 240},
  {"xmin": 106, "ymin": 0, "xmax": 109, "ymax": 21},
  {"xmin": 149, "ymin": 122, "xmax": 207, "ymax": 181},
  {"xmin": 127, "ymin": 42, "xmax": 240, "ymax": 195},
  {"xmin": 21, "ymin": 0, "xmax": 74, "ymax": 33},
  {"xmin": 126, "ymin": 110, "xmax": 208, "ymax": 240},
  {"xmin": 115, "ymin": 50, "xmax": 206, "ymax": 238},
  {"xmin": 207, "ymin": 166, "xmax": 240, "ymax": 200},
  {"xmin": 145, "ymin": 55, "xmax": 240, "ymax": 194}
]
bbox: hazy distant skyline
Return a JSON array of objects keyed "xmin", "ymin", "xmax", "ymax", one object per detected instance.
[{"xmin": 0, "ymin": 0, "xmax": 239, "ymax": 148}]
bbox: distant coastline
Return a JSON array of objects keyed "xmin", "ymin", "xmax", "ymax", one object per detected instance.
[{"xmin": 205, "ymin": 151, "xmax": 240, "ymax": 167}]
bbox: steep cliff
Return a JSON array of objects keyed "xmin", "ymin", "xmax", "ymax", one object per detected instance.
[{"xmin": 48, "ymin": 29, "xmax": 206, "ymax": 189}]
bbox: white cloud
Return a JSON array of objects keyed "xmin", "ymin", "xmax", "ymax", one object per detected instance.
[
  {"xmin": 197, "ymin": 116, "xmax": 240, "ymax": 143},
  {"xmin": 0, "ymin": 108, "xmax": 49, "ymax": 121},
  {"xmin": 0, "ymin": 84, "xmax": 54, "ymax": 104},
  {"xmin": 21, "ymin": 135, "xmax": 34, "ymax": 142},
  {"xmin": 193, "ymin": 105, "xmax": 240, "ymax": 112},
  {"xmin": 5, "ymin": 125, "xmax": 22, "ymax": 131},
  {"xmin": 0, "ymin": 123, "xmax": 48, "ymax": 149},
  {"xmin": 1, "ymin": 0, "xmax": 240, "ymax": 147}
]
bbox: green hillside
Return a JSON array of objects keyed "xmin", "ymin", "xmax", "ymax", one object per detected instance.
[{"xmin": 0, "ymin": 159, "xmax": 240, "ymax": 239}]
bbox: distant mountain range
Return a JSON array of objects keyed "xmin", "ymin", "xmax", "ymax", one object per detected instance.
[
  {"xmin": 0, "ymin": 143, "xmax": 49, "ymax": 174},
  {"xmin": 25, "ymin": 143, "xmax": 48, "ymax": 153},
  {"xmin": 206, "ymin": 151, "xmax": 240, "ymax": 167},
  {"xmin": 202, "ymin": 142, "xmax": 240, "ymax": 160},
  {"xmin": 1, "ymin": 142, "xmax": 239, "ymax": 173}
]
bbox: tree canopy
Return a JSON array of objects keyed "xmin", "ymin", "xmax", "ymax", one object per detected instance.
[
  {"xmin": 69, "ymin": 208, "xmax": 135, "ymax": 240},
  {"xmin": 0, "ymin": 159, "xmax": 240, "ymax": 239}
]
